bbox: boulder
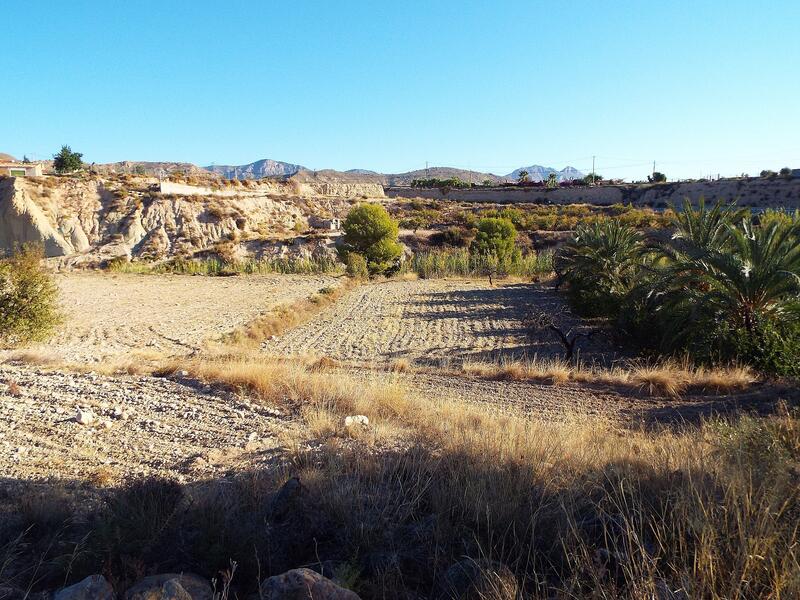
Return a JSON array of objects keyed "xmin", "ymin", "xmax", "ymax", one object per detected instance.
[
  {"xmin": 53, "ymin": 575, "xmax": 114, "ymax": 600},
  {"xmin": 124, "ymin": 574, "xmax": 212, "ymax": 600},
  {"xmin": 438, "ymin": 558, "xmax": 518, "ymax": 600},
  {"xmin": 260, "ymin": 568, "xmax": 359, "ymax": 600}
]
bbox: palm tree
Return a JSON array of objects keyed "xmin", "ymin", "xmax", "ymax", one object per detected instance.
[
  {"xmin": 655, "ymin": 214, "xmax": 800, "ymax": 351},
  {"xmin": 669, "ymin": 197, "xmax": 744, "ymax": 255},
  {"xmin": 558, "ymin": 220, "xmax": 648, "ymax": 317}
]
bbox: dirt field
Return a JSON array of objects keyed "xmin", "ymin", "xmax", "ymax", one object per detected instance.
[
  {"xmin": 262, "ymin": 279, "xmax": 607, "ymax": 365},
  {"xmin": 25, "ymin": 272, "xmax": 342, "ymax": 362}
]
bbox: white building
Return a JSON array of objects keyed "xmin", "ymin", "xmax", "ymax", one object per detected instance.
[{"xmin": 0, "ymin": 162, "xmax": 43, "ymax": 177}]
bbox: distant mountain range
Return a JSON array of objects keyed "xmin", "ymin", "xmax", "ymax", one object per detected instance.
[
  {"xmin": 199, "ymin": 159, "xmax": 584, "ymax": 185},
  {"xmin": 506, "ymin": 165, "xmax": 584, "ymax": 182},
  {"xmin": 204, "ymin": 159, "xmax": 306, "ymax": 180}
]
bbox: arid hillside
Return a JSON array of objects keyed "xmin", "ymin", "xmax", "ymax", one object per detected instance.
[{"xmin": 0, "ymin": 174, "xmax": 382, "ymax": 264}]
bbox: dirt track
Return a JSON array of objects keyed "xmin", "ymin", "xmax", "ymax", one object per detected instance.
[{"xmin": 31, "ymin": 273, "xmax": 342, "ymax": 362}]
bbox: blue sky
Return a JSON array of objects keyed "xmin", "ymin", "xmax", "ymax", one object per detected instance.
[{"xmin": 4, "ymin": 1, "xmax": 799, "ymax": 180}]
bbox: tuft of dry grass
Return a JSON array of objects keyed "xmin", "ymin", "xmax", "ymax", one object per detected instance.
[
  {"xmin": 225, "ymin": 279, "xmax": 355, "ymax": 347},
  {"xmin": 461, "ymin": 357, "xmax": 757, "ymax": 397}
]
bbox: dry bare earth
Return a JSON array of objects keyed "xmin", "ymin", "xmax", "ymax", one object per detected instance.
[
  {"xmin": 28, "ymin": 272, "xmax": 342, "ymax": 362},
  {"xmin": 262, "ymin": 279, "xmax": 611, "ymax": 365},
  {"xmin": 0, "ymin": 364, "xmax": 295, "ymax": 483}
]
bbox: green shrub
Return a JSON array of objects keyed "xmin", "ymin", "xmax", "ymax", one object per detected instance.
[
  {"xmin": 723, "ymin": 317, "xmax": 800, "ymax": 377},
  {"xmin": 0, "ymin": 245, "xmax": 60, "ymax": 346},
  {"xmin": 340, "ymin": 204, "xmax": 403, "ymax": 275},
  {"xmin": 345, "ymin": 252, "xmax": 369, "ymax": 279},
  {"xmin": 429, "ymin": 226, "xmax": 474, "ymax": 248},
  {"xmin": 470, "ymin": 217, "xmax": 518, "ymax": 262}
]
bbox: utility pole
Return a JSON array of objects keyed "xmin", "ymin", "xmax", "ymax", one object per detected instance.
[
  {"xmin": 652, "ymin": 160, "xmax": 656, "ymax": 179},
  {"xmin": 592, "ymin": 155, "xmax": 596, "ymax": 185},
  {"xmin": 425, "ymin": 161, "xmax": 429, "ymax": 179}
]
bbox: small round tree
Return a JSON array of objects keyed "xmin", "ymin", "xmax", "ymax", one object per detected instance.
[
  {"xmin": 470, "ymin": 217, "xmax": 517, "ymax": 262},
  {"xmin": 340, "ymin": 204, "xmax": 402, "ymax": 275},
  {"xmin": 53, "ymin": 145, "xmax": 83, "ymax": 173}
]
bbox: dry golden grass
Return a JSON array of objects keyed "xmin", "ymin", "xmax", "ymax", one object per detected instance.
[
  {"xmin": 3, "ymin": 338, "xmax": 796, "ymax": 597},
  {"xmin": 461, "ymin": 356, "xmax": 757, "ymax": 396}
]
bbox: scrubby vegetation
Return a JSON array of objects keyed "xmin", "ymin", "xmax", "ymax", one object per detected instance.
[
  {"xmin": 108, "ymin": 255, "xmax": 343, "ymax": 276},
  {"xmin": 406, "ymin": 248, "xmax": 552, "ymax": 279},
  {"xmin": 559, "ymin": 200, "xmax": 800, "ymax": 374},
  {"xmin": 0, "ymin": 245, "xmax": 60, "ymax": 346},
  {"xmin": 395, "ymin": 202, "xmax": 672, "ymax": 234}
]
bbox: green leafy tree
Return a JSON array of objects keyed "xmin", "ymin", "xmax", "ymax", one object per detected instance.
[
  {"xmin": 648, "ymin": 171, "xmax": 667, "ymax": 183},
  {"xmin": 779, "ymin": 167, "xmax": 793, "ymax": 178},
  {"xmin": 470, "ymin": 217, "xmax": 518, "ymax": 262},
  {"xmin": 0, "ymin": 245, "xmax": 60, "ymax": 346},
  {"xmin": 53, "ymin": 145, "xmax": 83, "ymax": 173},
  {"xmin": 340, "ymin": 204, "xmax": 402, "ymax": 275},
  {"xmin": 760, "ymin": 169, "xmax": 777, "ymax": 178},
  {"xmin": 517, "ymin": 170, "xmax": 529, "ymax": 183}
]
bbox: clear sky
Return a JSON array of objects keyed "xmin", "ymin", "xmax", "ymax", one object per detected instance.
[{"xmin": 4, "ymin": 0, "xmax": 799, "ymax": 180}]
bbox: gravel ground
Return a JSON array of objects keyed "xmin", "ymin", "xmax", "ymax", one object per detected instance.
[{"xmin": 0, "ymin": 364, "xmax": 297, "ymax": 483}]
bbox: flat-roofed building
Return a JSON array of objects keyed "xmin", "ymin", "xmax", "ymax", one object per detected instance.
[{"xmin": 0, "ymin": 162, "xmax": 44, "ymax": 177}]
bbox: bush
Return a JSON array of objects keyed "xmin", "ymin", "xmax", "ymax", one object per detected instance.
[
  {"xmin": 469, "ymin": 218, "xmax": 517, "ymax": 262},
  {"xmin": 429, "ymin": 226, "xmax": 474, "ymax": 248},
  {"xmin": 340, "ymin": 204, "xmax": 403, "ymax": 275},
  {"xmin": 345, "ymin": 252, "xmax": 369, "ymax": 279},
  {"xmin": 0, "ymin": 245, "xmax": 60, "ymax": 346}
]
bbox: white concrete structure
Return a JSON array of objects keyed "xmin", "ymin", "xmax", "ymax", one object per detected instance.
[{"xmin": 0, "ymin": 162, "xmax": 43, "ymax": 177}]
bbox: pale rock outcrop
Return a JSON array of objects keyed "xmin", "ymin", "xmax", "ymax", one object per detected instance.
[
  {"xmin": 260, "ymin": 568, "xmax": 360, "ymax": 600},
  {"xmin": 124, "ymin": 573, "xmax": 212, "ymax": 600},
  {"xmin": 0, "ymin": 175, "xmax": 361, "ymax": 264}
]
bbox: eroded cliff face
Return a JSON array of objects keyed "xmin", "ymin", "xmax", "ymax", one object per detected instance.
[{"xmin": 0, "ymin": 175, "xmax": 373, "ymax": 265}]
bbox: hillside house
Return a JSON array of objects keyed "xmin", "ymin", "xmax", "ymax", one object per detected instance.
[{"xmin": 0, "ymin": 162, "xmax": 43, "ymax": 177}]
